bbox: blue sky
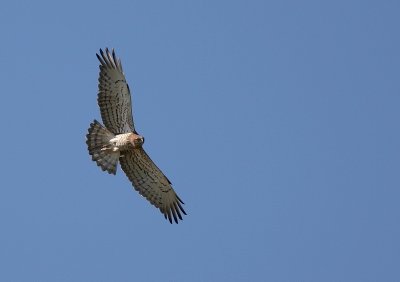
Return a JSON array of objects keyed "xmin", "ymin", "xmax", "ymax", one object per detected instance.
[{"xmin": 1, "ymin": 1, "xmax": 399, "ymax": 281}]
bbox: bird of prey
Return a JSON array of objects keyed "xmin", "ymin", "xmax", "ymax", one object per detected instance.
[{"xmin": 86, "ymin": 48, "xmax": 186, "ymax": 224}]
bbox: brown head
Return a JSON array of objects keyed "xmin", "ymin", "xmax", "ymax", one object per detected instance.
[{"xmin": 128, "ymin": 133, "xmax": 145, "ymax": 148}]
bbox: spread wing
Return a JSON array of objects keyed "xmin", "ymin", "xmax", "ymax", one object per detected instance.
[
  {"xmin": 119, "ymin": 148, "xmax": 186, "ymax": 224},
  {"xmin": 96, "ymin": 48, "xmax": 135, "ymax": 134}
]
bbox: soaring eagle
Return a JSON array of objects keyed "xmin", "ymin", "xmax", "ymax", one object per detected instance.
[{"xmin": 86, "ymin": 48, "xmax": 186, "ymax": 224}]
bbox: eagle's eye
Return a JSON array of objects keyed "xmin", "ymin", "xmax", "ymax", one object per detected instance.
[{"xmin": 141, "ymin": 137, "xmax": 145, "ymax": 144}]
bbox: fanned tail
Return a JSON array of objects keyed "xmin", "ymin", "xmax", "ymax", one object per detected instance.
[{"xmin": 86, "ymin": 120, "xmax": 119, "ymax": 174}]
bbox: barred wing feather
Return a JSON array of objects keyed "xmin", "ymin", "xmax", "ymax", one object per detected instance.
[
  {"xmin": 96, "ymin": 48, "xmax": 135, "ymax": 134},
  {"xmin": 119, "ymin": 149, "xmax": 186, "ymax": 224}
]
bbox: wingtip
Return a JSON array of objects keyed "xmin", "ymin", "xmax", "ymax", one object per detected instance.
[
  {"xmin": 177, "ymin": 200, "xmax": 187, "ymax": 215},
  {"xmin": 160, "ymin": 201, "xmax": 186, "ymax": 224},
  {"xmin": 96, "ymin": 51, "xmax": 106, "ymax": 66}
]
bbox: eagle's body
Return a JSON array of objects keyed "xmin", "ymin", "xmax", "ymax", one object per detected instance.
[
  {"xmin": 86, "ymin": 48, "xmax": 186, "ymax": 224},
  {"xmin": 109, "ymin": 132, "xmax": 143, "ymax": 151}
]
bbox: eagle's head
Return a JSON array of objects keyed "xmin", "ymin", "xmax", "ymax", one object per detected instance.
[{"xmin": 129, "ymin": 133, "xmax": 145, "ymax": 148}]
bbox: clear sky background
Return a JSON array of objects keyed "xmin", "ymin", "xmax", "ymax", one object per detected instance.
[{"xmin": 1, "ymin": 1, "xmax": 399, "ymax": 281}]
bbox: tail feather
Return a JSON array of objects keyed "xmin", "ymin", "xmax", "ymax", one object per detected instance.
[{"xmin": 86, "ymin": 120, "xmax": 119, "ymax": 174}]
